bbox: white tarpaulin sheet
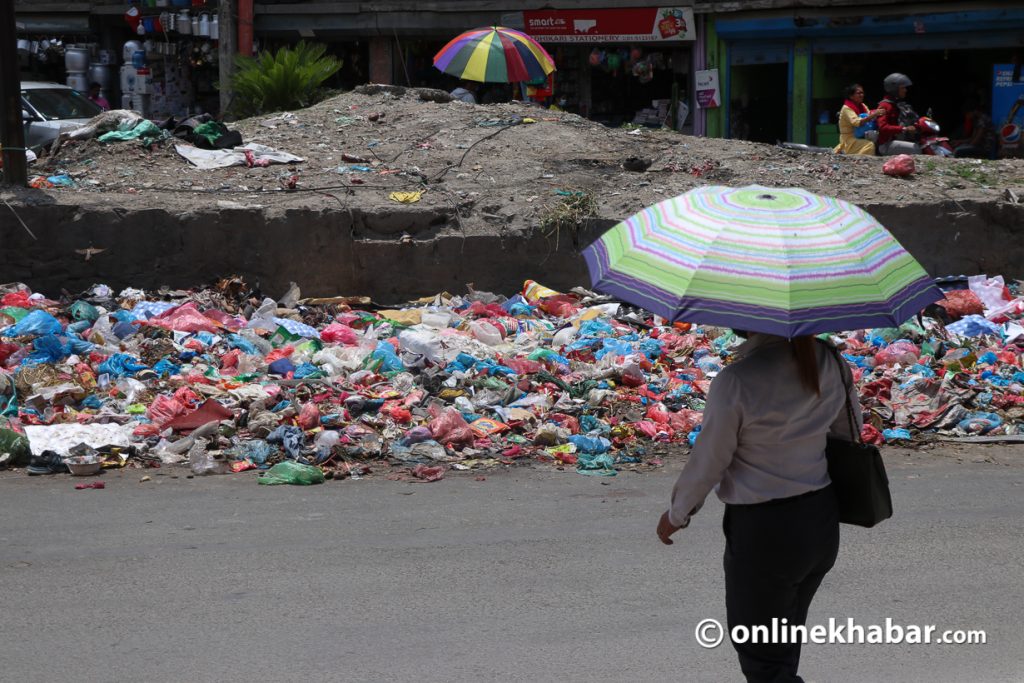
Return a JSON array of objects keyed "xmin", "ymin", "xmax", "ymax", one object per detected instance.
[
  {"xmin": 24, "ymin": 423, "xmax": 135, "ymax": 457},
  {"xmin": 175, "ymin": 143, "xmax": 304, "ymax": 169}
]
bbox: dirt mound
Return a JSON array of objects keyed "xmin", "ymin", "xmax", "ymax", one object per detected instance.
[{"xmin": 26, "ymin": 86, "xmax": 1024, "ymax": 236}]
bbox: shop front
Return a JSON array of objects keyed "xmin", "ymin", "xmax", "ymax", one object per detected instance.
[
  {"xmin": 507, "ymin": 7, "xmax": 696, "ymax": 130},
  {"xmin": 15, "ymin": 2, "xmax": 223, "ymax": 120},
  {"xmin": 706, "ymin": 5, "xmax": 1024, "ymax": 149}
]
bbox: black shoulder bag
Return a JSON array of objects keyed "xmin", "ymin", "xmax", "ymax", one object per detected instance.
[{"xmin": 825, "ymin": 347, "xmax": 894, "ymax": 528}]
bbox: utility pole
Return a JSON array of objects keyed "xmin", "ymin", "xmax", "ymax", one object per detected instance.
[
  {"xmin": 218, "ymin": 0, "xmax": 238, "ymax": 118},
  {"xmin": 1, "ymin": 0, "xmax": 28, "ymax": 185}
]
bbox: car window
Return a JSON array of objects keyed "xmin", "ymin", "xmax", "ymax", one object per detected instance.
[{"xmin": 21, "ymin": 88, "xmax": 102, "ymax": 121}]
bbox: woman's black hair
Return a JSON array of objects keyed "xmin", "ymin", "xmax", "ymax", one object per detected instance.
[{"xmin": 845, "ymin": 83, "xmax": 864, "ymax": 98}]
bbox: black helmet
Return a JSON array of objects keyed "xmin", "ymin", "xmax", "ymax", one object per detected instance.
[{"xmin": 883, "ymin": 73, "xmax": 912, "ymax": 97}]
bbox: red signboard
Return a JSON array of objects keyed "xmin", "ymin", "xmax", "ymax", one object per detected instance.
[{"xmin": 522, "ymin": 7, "xmax": 696, "ymax": 43}]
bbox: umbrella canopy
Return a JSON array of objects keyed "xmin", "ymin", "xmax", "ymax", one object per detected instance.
[
  {"xmin": 582, "ymin": 185, "xmax": 942, "ymax": 337},
  {"xmin": 433, "ymin": 26, "xmax": 555, "ymax": 84}
]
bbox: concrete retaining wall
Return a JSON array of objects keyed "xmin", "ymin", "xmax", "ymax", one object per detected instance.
[{"xmin": 3, "ymin": 199, "xmax": 1023, "ymax": 300}]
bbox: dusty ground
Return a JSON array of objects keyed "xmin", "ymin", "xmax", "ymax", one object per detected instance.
[{"xmin": 21, "ymin": 85, "xmax": 1024, "ymax": 236}]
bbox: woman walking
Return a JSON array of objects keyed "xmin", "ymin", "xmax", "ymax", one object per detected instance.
[{"xmin": 657, "ymin": 332, "xmax": 862, "ymax": 683}]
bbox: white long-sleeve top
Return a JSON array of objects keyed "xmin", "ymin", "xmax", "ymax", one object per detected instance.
[{"xmin": 667, "ymin": 334, "xmax": 863, "ymax": 527}]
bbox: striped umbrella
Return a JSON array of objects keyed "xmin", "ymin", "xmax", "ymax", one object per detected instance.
[
  {"xmin": 433, "ymin": 26, "xmax": 555, "ymax": 84},
  {"xmin": 582, "ymin": 185, "xmax": 942, "ymax": 337}
]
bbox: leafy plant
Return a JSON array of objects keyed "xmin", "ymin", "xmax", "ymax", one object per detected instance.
[{"xmin": 231, "ymin": 41, "xmax": 342, "ymax": 117}]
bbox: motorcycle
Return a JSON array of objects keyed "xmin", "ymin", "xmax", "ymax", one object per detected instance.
[{"xmin": 914, "ymin": 112, "xmax": 954, "ymax": 156}]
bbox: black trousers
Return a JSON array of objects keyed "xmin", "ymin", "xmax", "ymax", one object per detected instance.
[{"xmin": 723, "ymin": 485, "xmax": 840, "ymax": 683}]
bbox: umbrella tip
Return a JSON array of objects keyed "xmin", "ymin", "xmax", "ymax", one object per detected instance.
[{"xmin": 757, "ymin": 193, "xmax": 777, "ymax": 201}]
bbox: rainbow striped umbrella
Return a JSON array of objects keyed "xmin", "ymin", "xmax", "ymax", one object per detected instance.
[
  {"xmin": 433, "ymin": 26, "xmax": 555, "ymax": 83},
  {"xmin": 582, "ymin": 185, "xmax": 942, "ymax": 337}
]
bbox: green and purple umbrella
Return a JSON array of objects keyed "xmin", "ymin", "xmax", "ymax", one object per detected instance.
[
  {"xmin": 582, "ymin": 185, "xmax": 942, "ymax": 337},
  {"xmin": 433, "ymin": 26, "xmax": 555, "ymax": 83}
]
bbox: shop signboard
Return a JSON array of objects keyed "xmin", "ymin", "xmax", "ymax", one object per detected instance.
[
  {"xmin": 993, "ymin": 64, "xmax": 1024, "ymax": 154},
  {"xmin": 523, "ymin": 7, "xmax": 696, "ymax": 43},
  {"xmin": 695, "ymin": 69, "xmax": 720, "ymax": 109}
]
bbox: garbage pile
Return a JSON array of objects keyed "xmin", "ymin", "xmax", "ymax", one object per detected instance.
[{"xmin": 2, "ymin": 275, "xmax": 1023, "ymax": 482}]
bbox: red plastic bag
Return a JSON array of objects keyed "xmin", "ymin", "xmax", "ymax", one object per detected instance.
[
  {"xmin": 220, "ymin": 348, "xmax": 240, "ymax": 370},
  {"xmin": 882, "ymin": 154, "xmax": 915, "ymax": 177},
  {"xmin": 538, "ymin": 295, "xmax": 579, "ymax": 318},
  {"xmin": 0, "ymin": 292, "xmax": 33, "ymax": 308},
  {"xmin": 503, "ymin": 358, "xmax": 543, "ymax": 376},
  {"xmin": 668, "ymin": 409, "xmax": 703, "ymax": 434},
  {"xmin": 297, "ymin": 402, "xmax": 320, "ymax": 430},
  {"xmin": 0, "ymin": 342, "xmax": 19, "ymax": 365},
  {"xmin": 265, "ymin": 345, "xmax": 294, "ymax": 363},
  {"xmin": 936, "ymin": 289, "xmax": 984, "ymax": 319},
  {"xmin": 321, "ymin": 323, "xmax": 360, "ymax": 345},
  {"xmin": 646, "ymin": 403, "xmax": 671, "ymax": 424},
  {"xmin": 428, "ymin": 407, "xmax": 475, "ymax": 446},
  {"xmin": 147, "ymin": 302, "xmax": 221, "ymax": 333},
  {"xmin": 412, "ymin": 463, "xmax": 445, "ymax": 482},
  {"xmin": 147, "ymin": 394, "xmax": 187, "ymax": 427},
  {"xmin": 173, "ymin": 386, "xmax": 202, "ymax": 407},
  {"xmin": 874, "ymin": 341, "xmax": 920, "ymax": 367},
  {"xmin": 861, "ymin": 424, "xmax": 884, "ymax": 445}
]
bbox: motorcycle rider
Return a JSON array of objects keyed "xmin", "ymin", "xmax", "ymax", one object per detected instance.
[{"xmin": 876, "ymin": 73, "xmax": 922, "ymax": 155}]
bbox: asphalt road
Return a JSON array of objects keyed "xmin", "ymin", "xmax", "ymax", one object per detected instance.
[{"xmin": 1, "ymin": 447, "xmax": 1022, "ymax": 682}]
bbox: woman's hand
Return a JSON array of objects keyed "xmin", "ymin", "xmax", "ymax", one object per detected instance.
[{"xmin": 657, "ymin": 511, "xmax": 683, "ymax": 545}]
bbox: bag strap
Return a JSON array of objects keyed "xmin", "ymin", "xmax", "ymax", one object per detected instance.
[{"xmin": 827, "ymin": 344, "xmax": 861, "ymax": 444}]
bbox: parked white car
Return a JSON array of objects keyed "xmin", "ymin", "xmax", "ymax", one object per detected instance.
[{"xmin": 21, "ymin": 81, "xmax": 103, "ymax": 152}]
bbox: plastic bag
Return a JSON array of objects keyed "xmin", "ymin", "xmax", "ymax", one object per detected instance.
[
  {"xmin": 428, "ymin": 407, "xmax": 475, "ymax": 446},
  {"xmin": 97, "ymin": 353, "xmax": 148, "ymax": 377},
  {"xmin": 147, "ymin": 302, "xmax": 220, "ymax": 333},
  {"xmin": 957, "ymin": 412, "xmax": 1002, "ymax": 434},
  {"xmin": 967, "ymin": 275, "xmax": 1010, "ymax": 313},
  {"xmin": 258, "ymin": 461, "xmax": 325, "ymax": 485},
  {"xmin": 882, "ymin": 154, "xmax": 915, "ymax": 177},
  {"xmin": 2, "ymin": 309, "xmax": 62, "ymax": 337},
  {"xmin": 321, "ymin": 322, "xmax": 360, "ymax": 345},
  {"xmin": 69, "ymin": 300, "xmax": 100, "ymax": 323},
  {"xmin": 148, "ymin": 394, "xmax": 188, "ymax": 427},
  {"xmin": 369, "ymin": 340, "xmax": 404, "ymax": 373},
  {"xmin": 297, "ymin": 402, "xmax": 320, "ymax": 430},
  {"xmin": 567, "ymin": 434, "xmax": 611, "ymax": 454},
  {"xmin": 873, "ymin": 340, "xmax": 920, "ymax": 367},
  {"xmin": 937, "ymin": 289, "xmax": 984, "ymax": 319},
  {"xmin": 189, "ymin": 441, "xmax": 228, "ymax": 475}
]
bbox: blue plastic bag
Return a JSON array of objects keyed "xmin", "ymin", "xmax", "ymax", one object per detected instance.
[
  {"xmin": 2, "ymin": 310, "xmax": 62, "ymax": 337},
  {"xmin": 25, "ymin": 334, "xmax": 74, "ymax": 364},
  {"xmin": 97, "ymin": 354, "xmax": 148, "ymax": 377},
  {"xmin": 882, "ymin": 428, "xmax": 912, "ymax": 442},
  {"xmin": 957, "ymin": 412, "xmax": 1002, "ymax": 434},
  {"xmin": 370, "ymin": 341, "xmax": 404, "ymax": 373},
  {"xmin": 853, "ymin": 112, "xmax": 878, "ymax": 139},
  {"xmin": 567, "ymin": 434, "xmax": 611, "ymax": 454},
  {"xmin": 153, "ymin": 359, "xmax": 182, "ymax": 377}
]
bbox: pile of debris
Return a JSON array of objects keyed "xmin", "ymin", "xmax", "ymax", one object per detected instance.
[{"xmin": 2, "ymin": 274, "xmax": 1024, "ymax": 482}]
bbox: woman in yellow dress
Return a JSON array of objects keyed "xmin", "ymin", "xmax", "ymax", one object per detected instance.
[{"xmin": 834, "ymin": 84, "xmax": 883, "ymax": 155}]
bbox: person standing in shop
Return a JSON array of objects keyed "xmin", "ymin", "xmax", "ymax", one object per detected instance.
[{"xmin": 87, "ymin": 83, "xmax": 110, "ymax": 111}]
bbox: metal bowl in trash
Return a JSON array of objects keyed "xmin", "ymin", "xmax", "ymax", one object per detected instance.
[{"xmin": 65, "ymin": 456, "xmax": 102, "ymax": 476}]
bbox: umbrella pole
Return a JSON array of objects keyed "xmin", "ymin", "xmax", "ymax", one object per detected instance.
[{"xmin": 393, "ymin": 28, "xmax": 412, "ymax": 86}]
